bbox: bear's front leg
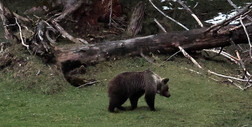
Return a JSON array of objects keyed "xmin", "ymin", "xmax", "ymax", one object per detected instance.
[
  {"xmin": 130, "ymin": 91, "xmax": 145, "ymax": 110},
  {"xmin": 145, "ymin": 93, "xmax": 156, "ymax": 111}
]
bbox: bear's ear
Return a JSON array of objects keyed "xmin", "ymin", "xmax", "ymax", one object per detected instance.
[
  {"xmin": 145, "ymin": 69, "xmax": 152, "ymax": 73},
  {"xmin": 162, "ymin": 78, "xmax": 169, "ymax": 84}
]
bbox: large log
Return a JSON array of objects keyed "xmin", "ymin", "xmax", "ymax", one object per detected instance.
[
  {"xmin": 56, "ymin": 24, "xmax": 252, "ymax": 65},
  {"xmin": 56, "ymin": 24, "xmax": 252, "ymax": 86}
]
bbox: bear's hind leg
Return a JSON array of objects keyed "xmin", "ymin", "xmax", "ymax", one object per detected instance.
[
  {"xmin": 130, "ymin": 91, "xmax": 144, "ymax": 110},
  {"xmin": 116, "ymin": 96, "xmax": 127, "ymax": 110},
  {"xmin": 108, "ymin": 95, "xmax": 127, "ymax": 112},
  {"xmin": 117, "ymin": 106, "xmax": 126, "ymax": 110},
  {"xmin": 108, "ymin": 100, "xmax": 116, "ymax": 112}
]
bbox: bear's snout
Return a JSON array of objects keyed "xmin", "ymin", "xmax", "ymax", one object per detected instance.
[
  {"xmin": 164, "ymin": 93, "xmax": 170, "ymax": 98},
  {"xmin": 160, "ymin": 92, "xmax": 170, "ymax": 98}
]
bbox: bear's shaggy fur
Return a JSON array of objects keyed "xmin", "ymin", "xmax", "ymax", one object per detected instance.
[{"xmin": 107, "ymin": 70, "xmax": 170, "ymax": 112}]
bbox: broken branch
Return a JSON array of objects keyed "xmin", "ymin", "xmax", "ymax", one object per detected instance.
[
  {"xmin": 51, "ymin": 20, "xmax": 88, "ymax": 44},
  {"xmin": 140, "ymin": 50, "xmax": 159, "ymax": 66},
  {"xmin": 176, "ymin": 0, "xmax": 203, "ymax": 27},
  {"xmin": 15, "ymin": 18, "xmax": 29, "ymax": 50},
  {"xmin": 149, "ymin": 0, "xmax": 189, "ymax": 31},
  {"xmin": 203, "ymin": 49, "xmax": 239, "ymax": 64},
  {"xmin": 239, "ymin": 15, "xmax": 252, "ymax": 59},
  {"xmin": 205, "ymin": 3, "xmax": 252, "ymax": 33},
  {"xmin": 178, "ymin": 46, "xmax": 202, "ymax": 69},
  {"xmin": 227, "ymin": 79, "xmax": 244, "ymax": 90},
  {"xmin": 154, "ymin": 18, "xmax": 167, "ymax": 33},
  {"xmin": 208, "ymin": 70, "xmax": 251, "ymax": 82},
  {"xmin": 55, "ymin": 0, "xmax": 84, "ymax": 22}
]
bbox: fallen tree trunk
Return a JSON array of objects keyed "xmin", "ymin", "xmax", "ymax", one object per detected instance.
[
  {"xmin": 56, "ymin": 24, "xmax": 252, "ymax": 86},
  {"xmin": 57, "ymin": 24, "xmax": 252, "ymax": 65}
]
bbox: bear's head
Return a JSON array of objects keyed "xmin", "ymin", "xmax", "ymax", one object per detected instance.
[
  {"xmin": 158, "ymin": 78, "xmax": 170, "ymax": 97},
  {"xmin": 150, "ymin": 71, "xmax": 170, "ymax": 98}
]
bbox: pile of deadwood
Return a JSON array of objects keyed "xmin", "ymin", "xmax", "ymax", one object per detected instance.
[{"xmin": 0, "ymin": 1, "xmax": 251, "ymax": 90}]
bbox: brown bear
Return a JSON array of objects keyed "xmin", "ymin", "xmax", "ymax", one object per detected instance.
[{"xmin": 107, "ymin": 70, "xmax": 170, "ymax": 112}]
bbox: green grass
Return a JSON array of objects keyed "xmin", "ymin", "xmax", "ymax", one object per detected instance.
[{"xmin": 1, "ymin": 56, "xmax": 252, "ymax": 127}]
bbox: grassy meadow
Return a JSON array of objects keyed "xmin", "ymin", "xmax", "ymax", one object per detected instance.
[
  {"xmin": 1, "ymin": 0, "xmax": 252, "ymax": 126},
  {"xmin": 0, "ymin": 54, "xmax": 252, "ymax": 127}
]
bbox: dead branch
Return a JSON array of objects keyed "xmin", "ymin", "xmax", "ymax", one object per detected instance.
[
  {"xmin": 109, "ymin": 0, "xmax": 113, "ymax": 26},
  {"xmin": 178, "ymin": 46, "xmax": 202, "ymax": 69},
  {"xmin": 227, "ymin": 79, "xmax": 244, "ymax": 90},
  {"xmin": 183, "ymin": 67, "xmax": 202, "ymax": 75},
  {"xmin": 55, "ymin": 0, "xmax": 84, "ymax": 22},
  {"xmin": 208, "ymin": 70, "xmax": 251, "ymax": 83},
  {"xmin": 204, "ymin": 48, "xmax": 251, "ymax": 77},
  {"xmin": 203, "ymin": 49, "xmax": 239, "ymax": 64},
  {"xmin": 193, "ymin": 2, "xmax": 199, "ymax": 8},
  {"xmin": 15, "ymin": 18, "xmax": 29, "ymax": 50},
  {"xmin": 153, "ymin": 14, "xmax": 201, "ymax": 69},
  {"xmin": 176, "ymin": 0, "xmax": 203, "ymax": 27},
  {"xmin": 154, "ymin": 18, "xmax": 167, "ymax": 33},
  {"xmin": 227, "ymin": 0, "xmax": 252, "ymax": 21},
  {"xmin": 36, "ymin": 69, "xmax": 41, "ymax": 76},
  {"xmin": 239, "ymin": 16, "xmax": 252, "ymax": 59},
  {"xmin": 78, "ymin": 81, "xmax": 99, "ymax": 88},
  {"xmin": 165, "ymin": 51, "xmax": 181, "ymax": 61},
  {"xmin": 50, "ymin": 0, "xmax": 89, "ymax": 44},
  {"xmin": 244, "ymin": 79, "xmax": 252, "ymax": 90},
  {"xmin": 140, "ymin": 50, "xmax": 159, "ymax": 66},
  {"xmin": 235, "ymin": 50, "xmax": 247, "ymax": 77},
  {"xmin": 149, "ymin": 0, "xmax": 189, "ymax": 31},
  {"xmin": 205, "ymin": 3, "xmax": 252, "ymax": 33},
  {"xmin": 51, "ymin": 20, "xmax": 88, "ymax": 44},
  {"xmin": 13, "ymin": 12, "xmax": 32, "ymax": 23},
  {"xmin": 226, "ymin": 0, "xmax": 238, "ymax": 10}
]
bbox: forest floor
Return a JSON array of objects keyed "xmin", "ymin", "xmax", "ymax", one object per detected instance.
[{"xmin": 1, "ymin": 44, "xmax": 252, "ymax": 126}]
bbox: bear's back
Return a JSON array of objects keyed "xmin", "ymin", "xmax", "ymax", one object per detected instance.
[{"xmin": 108, "ymin": 71, "xmax": 146, "ymax": 96}]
